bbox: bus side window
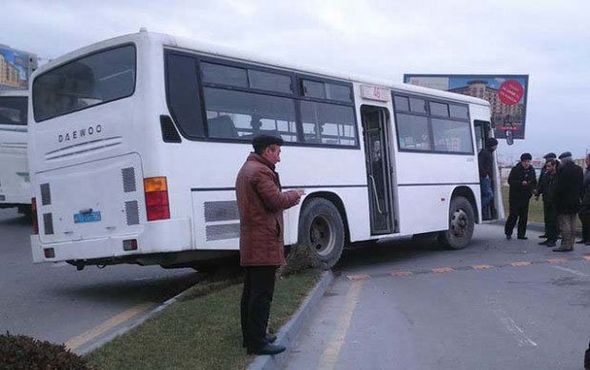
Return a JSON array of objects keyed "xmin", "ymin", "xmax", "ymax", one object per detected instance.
[{"xmin": 207, "ymin": 115, "xmax": 238, "ymax": 139}]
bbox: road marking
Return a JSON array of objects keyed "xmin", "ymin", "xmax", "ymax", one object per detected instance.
[
  {"xmin": 432, "ymin": 267, "xmax": 455, "ymax": 273},
  {"xmin": 510, "ymin": 261, "xmax": 531, "ymax": 267},
  {"xmin": 547, "ymin": 258, "xmax": 567, "ymax": 264},
  {"xmin": 352, "ymin": 255, "xmax": 590, "ymax": 280},
  {"xmin": 390, "ymin": 271, "xmax": 413, "ymax": 277},
  {"xmin": 472, "ymin": 264, "xmax": 493, "ymax": 270},
  {"xmin": 551, "ymin": 265, "xmax": 590, "ymax": 278},
  {"xmin": 498, "ymin": 316, "xmax": 538, "ymax": 347},
  {"xmin": 346, "ymin": 274, "xmax": 370, "ymax": 281},
  {"xmin": 318, "ymin": 280, "xmax": 364, "ymax": 370},
  {"xmin": 65, "ymin": 302, "xmax": 154, "ymax": 351}
]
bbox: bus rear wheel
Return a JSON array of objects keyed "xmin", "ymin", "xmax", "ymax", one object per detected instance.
[
  {"xmin": 438, "ymin": 196, "xmax": 474, "ymax": 250},
  {"xmin": 299, "ymin": 198, "xmax": 345, "ymax": 269}
]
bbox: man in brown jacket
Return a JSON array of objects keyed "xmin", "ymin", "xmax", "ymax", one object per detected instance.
[{"xmin": 236, "ymin": 135, "xmax": 304, "ymax": 355}]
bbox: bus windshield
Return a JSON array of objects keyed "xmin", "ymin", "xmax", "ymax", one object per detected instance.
[
  {"xmin": 0, "ymin": 96, "xmax": 27, "ymax": 125},
  {"xmin": 32, "ymin": 45, "xmax": 136, "ymax": 122}
]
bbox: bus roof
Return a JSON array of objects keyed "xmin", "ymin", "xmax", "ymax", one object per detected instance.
[{"xmin": 33, "ymin": 30, "xmax": 490, "ymax": 107}]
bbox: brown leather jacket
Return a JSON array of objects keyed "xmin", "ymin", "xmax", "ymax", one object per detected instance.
[{"xmin": 235, "ymin": 153, "xmax": 300, "ymax": 266}]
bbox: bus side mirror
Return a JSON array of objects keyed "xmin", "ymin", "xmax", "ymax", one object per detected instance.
[{"xmin": 505, "ymin": 130, "xmax": 514, "ymax": 145}]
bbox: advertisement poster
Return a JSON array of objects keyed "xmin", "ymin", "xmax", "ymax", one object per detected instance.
[
  {"xmin": 0, "ymin": 45, "xmax": 37, "ymax": 91},
  {"xmin": 403, "ymin": 74, "xmax": 529, "ymax": 140}
]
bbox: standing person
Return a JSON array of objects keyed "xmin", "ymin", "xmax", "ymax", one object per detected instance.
[
  {"xmin": 536, "ymin": 152, "xmax": 557, "ymax": 239},
  {"xmin": 236, "ymin": 135, "xmax": 304, "ymax": 355},
  {"xmin": 577, "ymin": 153, "xmax": 590, "ymax": 245},
  {"xmin": 478, "ymin": 137, "xmax": 498, "ymax": 220},
  {"xmin": 536, "ymin": 159, "xmax": 559, "ymax": 247},
  {"xmin": 553, "ymin": 151, "xmax": 584, "ymax": 252},
  {"xmin": 504, "ymin": 153, "xmax": 537, "ymax": 240}
]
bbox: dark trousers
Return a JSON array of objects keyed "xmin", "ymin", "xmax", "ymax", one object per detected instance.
[
  {"xmin": 580, "ymin": 211, "xmax": 590, "ymax": 242},
  {"xmin": 241, "ymin": 266, "xmax": 277, "ymax": 349},
  {"xmin": 543, "ymin": 201, "xmax": 559, "ymax": 241},
  {"xmin": 505, "ymin": 201, "xmax": 530, "ymax": 238}
]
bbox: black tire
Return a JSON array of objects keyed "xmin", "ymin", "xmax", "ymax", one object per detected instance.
[
  {"xmin": 298, "ymin": 198, "xmax": 345, "ymax": 269},
  {"xmin": 438, "ymin": 196, "xmax": 475, "ymax": 250}
]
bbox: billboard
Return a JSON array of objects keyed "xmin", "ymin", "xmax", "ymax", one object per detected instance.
[
  {"xmin": 0, "ymin": 44, "xmax": 37, "ymax": 91},
  {"xmin": 403, "ymin": 74, "xmax": 529, "ymax": 140}
]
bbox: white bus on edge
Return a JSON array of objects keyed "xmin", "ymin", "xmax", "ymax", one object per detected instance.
[{"xmin": 28, "ymin": 30, "xmax": 502, "ymax": 270}]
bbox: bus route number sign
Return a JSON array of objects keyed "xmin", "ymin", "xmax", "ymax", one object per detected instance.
[{"xmin": 361, "ymin": 85, "xmax": 390, "ymax": 102}]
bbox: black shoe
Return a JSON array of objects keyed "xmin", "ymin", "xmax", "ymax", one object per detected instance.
[
  {"xmin": 552, "ymin": 247, "xmax": 573, "ymax": 252},
  {"xmin": 506, "ymin": 234, "xmax": 512, "ymax": 240},
  {"xmin": 538, "ymin": 234, "xmax": 547, "ymax": 239},
  {"xmin": 517, "ymin": 236, "xmax": 528, "ymax": 240},
  {"xmin": 545, "ymin": 241, "xmax": 556, "ymax": 247},
  {"xmin": 243, "ymin": 333, "xmax": 277, "ymax": 348},
  {"xmin": 538, "ymin": 240, "xmax": 550, "ymax": 245},
  {"xmin": 247, "ymin": 343, "xmax": 286, "ymax": 355}
]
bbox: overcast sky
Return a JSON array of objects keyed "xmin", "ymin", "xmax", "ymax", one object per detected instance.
[{"xmin": 3, "ymin": 0, "xmax": 589, "ymax": 163}]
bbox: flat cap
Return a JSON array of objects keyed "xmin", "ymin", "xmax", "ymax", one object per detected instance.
[
  {"xmin": 543, "ymin": 152, "xmax": 557, "ymax": 159},
  {"xmin": 558, "ymin": 151, "xmax": 572, "ymax": 159},
  {"xmin": 252, "ymin": 134, "xmax": 284, "ymax": 147}
]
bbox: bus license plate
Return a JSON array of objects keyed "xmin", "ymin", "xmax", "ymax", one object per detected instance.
[{"xmin": 74, "ymin": 211, "xmax": 102, "ymax": 223}]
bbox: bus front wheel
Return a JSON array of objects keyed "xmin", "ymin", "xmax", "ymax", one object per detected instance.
[
  {"xmin": 438, "ymin": 196, "xmax": 475, "ymax": 250},
  {"xmin": 298, "ymin": 198, "xmax": 345, "ymax": 269}
]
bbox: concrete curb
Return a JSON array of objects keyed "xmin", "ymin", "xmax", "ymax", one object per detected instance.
[
  {"xmin": 248, "ymin": 270, "xmax": 335, "ymax": 370},
  {"xmin": 76, "ymin": 279, "xmax": 202, "ymax": 356}
]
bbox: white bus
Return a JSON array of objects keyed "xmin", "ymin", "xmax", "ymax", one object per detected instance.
[
  {"xmin": 29, "ymin": 30, "xmax": 503, "ymax": 270},
  {"xmin": 0, "ymin": 89, "xmax": 31, "ymax": 215}
]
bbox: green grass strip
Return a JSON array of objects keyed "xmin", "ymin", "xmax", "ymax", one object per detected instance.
[{"xmin": 86, "ymin": 270, "xmax": 320, "ymax": 370}]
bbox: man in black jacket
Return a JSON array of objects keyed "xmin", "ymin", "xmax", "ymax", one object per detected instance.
[
  {"xmin": 505, "ymin": 153, "xmax": 537, "ymax": 240},
  {"xmin": 536, "ymin": 152, "xmax": 558, "ymax": 239},
  {"xmin": 536, "ymin": 158, "xmax": 559, "ymax": 247},
  {"xmin": 553, "ymin": 151, "xmax": 584, "ymax": 252},
  {"xmin": 478, "ymin": 137, "xmax": 498, "ymax": 220}
]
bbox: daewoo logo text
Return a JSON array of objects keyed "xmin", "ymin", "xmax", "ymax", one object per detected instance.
[{"xmin": 58, "ymin": 125, "xmax": 102, "ymax": 143}]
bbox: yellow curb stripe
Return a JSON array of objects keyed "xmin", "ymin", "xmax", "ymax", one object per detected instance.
[
  {"xmin": 346, "ymin": 274, "xmax": 370, "ymax": 281},
  {"xmin": 65, "ymin": 303, "xmax": 154, "ymax": 351},
  {"xmin": 319, "ymin": 281, "xmax": 364, "ymax": 370},
  {"xmin": 472, "ymin": 264, "xmax": 493, "ymax": 270},
  {"xmin": 510, "ymin": 261, "xmax": 531, "ymax": 267},
  {"xmin": 390, "ymin": 271, "xmax": 413, "ymax": 277},
  {"xmin": 432, "ymin": 267, "xmax": 455, "ymax": 273}
]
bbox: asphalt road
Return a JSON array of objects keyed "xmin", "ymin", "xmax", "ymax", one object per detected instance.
[
  {"xmin": 286, "ymin": 224, "xmax": 590, "ymax": 370},
  {"xmin": 0, "ymin": 208, "xmax": 199, "ymax": 354}
]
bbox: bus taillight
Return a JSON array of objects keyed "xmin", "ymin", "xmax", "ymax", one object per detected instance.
[
  {"xmin": 144, "ymin": 177, "xmax": 170, "ymax": 221},
  {"xmin": 32, "ymin": 197, "xmax": 39, "ymax": 234}
]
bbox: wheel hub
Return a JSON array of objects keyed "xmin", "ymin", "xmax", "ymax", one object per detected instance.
[
  {"xmin": 450, "ymin": 209, "xmax": 468, "ymax": 237},
  {"xmin": 310, "ymin": 216, "xmax": 335, "ymax": 256}
]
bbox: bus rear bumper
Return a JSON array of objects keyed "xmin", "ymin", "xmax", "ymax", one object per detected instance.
[{"xmin": 31, "ymin": 218, "xmax": 192, "ymax": 263}]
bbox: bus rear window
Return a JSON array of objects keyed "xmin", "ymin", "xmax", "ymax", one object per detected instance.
[
  {"xmin": 0, "ymin": 97, "xmax": 27, "ymax": 126},
  {"xmin": 33, "ymin": 45, "xmax": 136, "ymax": 122}
]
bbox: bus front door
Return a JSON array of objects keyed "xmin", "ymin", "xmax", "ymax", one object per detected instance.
[{"xmin": 361, "ymin": 106, "xmax": 395, "ymax": 235}]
